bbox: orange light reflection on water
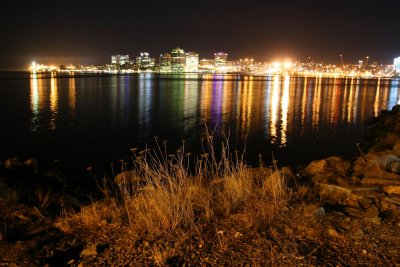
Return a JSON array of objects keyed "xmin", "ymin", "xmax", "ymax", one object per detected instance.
[
  {"xmin": 49, "ymin": 73, "xmax": 58, "ymax": 130},
  {"xmin": 281, "ymin": 75, "xmax": 290, "ymax": 146}
]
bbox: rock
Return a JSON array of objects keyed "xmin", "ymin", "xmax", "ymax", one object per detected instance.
[
  {"xmin": 382, "ymin": 196, "xmax": 400, "ymax": 205},
  {"xmin": 0, "ymin": 180, "xmax": 17, "ymax": 205},
  {"xmin": 383, "ymin": 186, "xmax": 400, "ymax": 197},
  {"xmin": 364, "ymin": 161, "xmax": 400, "ymax": 180},
  {"xmin": 303, "ymin": 157, "xmax": 350, "ymax": 178},
  {"xmin": 361, "ymin": 178, "xmax": 400, "ymax": 187},
  {"xmin": 364, "ymin": 207, "xmax": 380, "ymax": 224},
  {"xmin": 303, "ymin": 159, "xmax": 328, "ymax": 177},
  {"xmin": 312, "ymin": 172, "xmax": 337, "ymax": 185},
  {"xmin": 377, "ymin": 132, "xmax": 400, "ymax": 151},
  {"xmin": 81, "ymin": 243, "xmax": 98, "ymax": 257},
  {"xmin": 392, "ymin": 142, "xmax": 400, "ymax": 157},
  {"xmin": 114, "ymin": 171, "xmax": 141, "ymax": 185},
  {"xmin": 380, "ymin": 199, "xmax": 390, "ymax": 211},
  {"xmin": 327, "ymin": 227, "xmax": 342, "ymax": 239},
  {"xmin": 303, "ymin": 204, "xmax": 325, "ymax": 217},
  {"xmin": 24, "ymin": 158, "xmax": 38, "ymax": 174},
  {"xmin": 3, "ymin": 157, "xmax": 22, "ymax": 170},
  {"xmin": 352, "ymin": 157, "xmax": 367, "ymax": 177},
  {"xmin": 326, "ymin": 156, "xmax": 351, "ymax": 177},
  {"xmin": 353, "ymin": 153, "xmax": 400, "ymax": 179},
  {"xmin": 316, "ymin": 183, "xmax": 362, "ymax": 209},
  {"xmin": 344, "ymin": 207, "xmax": 364, "ymax": 218}
]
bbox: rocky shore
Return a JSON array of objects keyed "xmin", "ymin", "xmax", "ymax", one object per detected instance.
[{"xmin": 2, "ymin": 106, "xmax": 400, "ymax": 266}]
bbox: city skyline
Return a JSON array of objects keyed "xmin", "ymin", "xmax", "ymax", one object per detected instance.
[
  {"xmin": 29, "ymin": 47, "xmax": 400, "ymax": 77},
  {"xmin": 1, "ymin": 0, "xmax": 400, "ymax": 71}
]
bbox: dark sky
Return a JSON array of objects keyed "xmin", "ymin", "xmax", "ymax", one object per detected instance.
[{"xmin": 1, "ymin": 0, "xmax": 399, "ymax": 70}]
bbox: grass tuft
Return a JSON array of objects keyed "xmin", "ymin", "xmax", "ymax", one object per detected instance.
[{"xmin": 66, "ymin": 133, "xmax": 291, "ymax": 238}]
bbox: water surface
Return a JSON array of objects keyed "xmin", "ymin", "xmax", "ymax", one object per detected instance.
[{"xmin": 0, "ymin": 72, "xmax": 399, "ymax": 172}]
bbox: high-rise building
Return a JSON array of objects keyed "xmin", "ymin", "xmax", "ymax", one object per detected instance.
[
  {"xmin": 214, "ymin": 52, "xmax": 228, "ymax": 67},
  {"xmin": 159, "ymin": 53, "xmax": 172, "ymax": 73},
  {"xmin": 111, "ymin": 55, "xmax": 130, "ymax": 65},
  {"xmin": 214, "ymin": 52, "xmax": 228, "ymax": 73},
  {"xmin": 394, "ymin": 57, "xmax": 400, "ymax": 74},
  {"xmin": 185, "ymin": 52, "xmax": 199, "ymax": 73},
  {"xmin": 136, "ymin": 52, "xmax": 155, "ymax": 70},
  {"xmin": 171, "ymin": 48, "xmax": 186, "ymax": 73}
]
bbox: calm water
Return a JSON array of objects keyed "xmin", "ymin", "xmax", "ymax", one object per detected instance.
[{"xmin": 1, "ymin": 72, "xmax": 400, "ymax": 173}]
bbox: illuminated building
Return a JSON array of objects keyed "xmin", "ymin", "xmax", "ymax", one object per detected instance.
[
  {"xmin": 171, "ymin": 48, "xmax": 186, "ymax": 73},
  {"xmin": 394, "ymin": 57, "xmax": 400, "ymax": 75},
  {"xmin": 199, "ymin": 59, "xmax": 215, "ymax": 73},
  {"xmin": 111, "ymin": 55, "xmax": 130, "ymax": 65},
  {"xmin": 214, "ymin": 52, "xmax": 228, "ymax": 67},
  {"xmin": 136, "ymin": 52, "xmax": 155, "ymax": 71},
  {"xmin": 227, "ymin": 60, "xmax": 241, "ymax": 73},
  {"xmin": 240, "ymin": 58, "xmax": 254, "ymax": 73},
  {"xmin": 159, "ymin": 53, "xmax": 172, "ymax": 73},
  {"xmin": 185, "ymin": 52, "xmax": 199, "ymax": 73},
  {"xmin": 30, "ymin": 61, "xmax": 58, "ymax": 72}
]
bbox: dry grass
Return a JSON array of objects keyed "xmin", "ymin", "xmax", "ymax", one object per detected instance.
[
  {"xmin": 34, "ymin": 187, "xmax": 52, "ymax": 209},
  {"xmin": 66, "ymin": 133, "xmax": 291, "ymax": 238}
]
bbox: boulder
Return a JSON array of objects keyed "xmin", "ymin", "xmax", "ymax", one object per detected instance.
[
  {"xmin": 361, "ymin": 178, "xmax": 400, "ymax": 187},
  {"xmin": 312, "ymin": 172, "xmax": 351, "ymax": 185},
  {"xmin": 383, "ymin": 186, "xmax": 400, "ymax": 197},
  {"xmin": 303, "ymin": 156, "xmax": 350, "ymax": 178},
  {"xmin": 325, "ymin": 156, "xmax": 351, "ymax": 177},
  {"xmin": 303, "ymin": 159, "xmax": 328, "ymax": 177},
  {"xmin": 354, "ymin": 153, "xmax": 400, "ymax": 179},
  {"xmin": 316, "ymin": 183, "xmax": 362, "ymax": 209},
  {"xmin": 338, "ymin": 176, "xmax": 361, "ymax": 187}
]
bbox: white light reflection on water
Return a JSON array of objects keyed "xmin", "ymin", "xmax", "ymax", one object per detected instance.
[
  {"xmin": 30, "ymin": 72, "xmax": 39, "ymax": 131},
  {"xmin": 374, "ymin": 79, "xmax": 381, "ymax": 117},
  {"xmin": 270, "ymin": 75, "xmax": 280, "ymax": 143},
  {"xmin": 138, "ymin": 73, "xmax": 153, "ymax": 136},
  {"xmin": 68, "ymin": 74, "xmax": 76, "ymax": 119},
  {"xmin": 49, "ymin": 73, "xmax": 58, "ymax": 130},
  {"xmin": 281, "ymin": 75, "xmax": 290, "ymax": 146}
]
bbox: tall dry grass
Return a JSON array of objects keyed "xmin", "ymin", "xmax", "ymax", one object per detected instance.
[{"xmin": 67, "ymin": 133, "xmax": 291, "ymax": 236}]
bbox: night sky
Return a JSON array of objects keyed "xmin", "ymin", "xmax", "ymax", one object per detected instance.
[{"xmin": 1, "ymin": 0, "xmax": 399, "ymax": 70}]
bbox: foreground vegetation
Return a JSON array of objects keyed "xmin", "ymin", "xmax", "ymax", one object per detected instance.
[
  {"xmin": 3, "ymin": 108, "xmax": 400, "ymax": 265},
  {"xmin": 65, "ymin": 136, "xmax": 295, "ymax": 264}
]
